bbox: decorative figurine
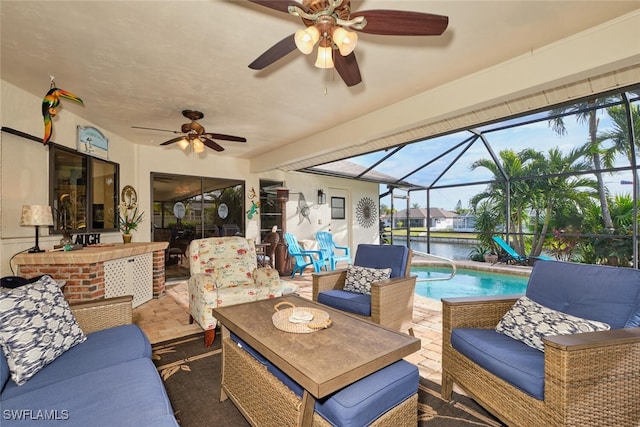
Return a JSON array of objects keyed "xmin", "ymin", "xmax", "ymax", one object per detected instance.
[{"xmin": 42, "ymin": 77, "xmax": 84, "ymax": 144}]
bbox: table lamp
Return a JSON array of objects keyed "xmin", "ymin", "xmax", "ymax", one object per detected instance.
[{"xmin": 20, "ymin": 205, "xmax": 54, "ymax": 253}]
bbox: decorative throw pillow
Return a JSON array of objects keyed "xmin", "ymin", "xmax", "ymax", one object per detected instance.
[
  {"xmin": 496, "ymin": 296, "xmax": 610, "ymax": 351},
  {"xmin": 0, "ymin": 275, "xmax": 86, "ymax": 385},
  {"xmin": 343, "ymin": 265, "xmax": 392, "ymax": 295}
]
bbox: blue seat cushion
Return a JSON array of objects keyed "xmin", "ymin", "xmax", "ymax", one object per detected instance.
[
  {"xmin": 2, "ymin": 358, "xmax": 177, "ymax": 427},
  {"xmin": 353, "ymin": 244, "xmax": 409, "ymax": 278},
  {"xmin": 451, "ymin": 328, "xmax": 545, "ymax": 400},
  {"xmin": 2, "ymin": 324, "xmax": 151, "ymax": 398},
  {"xmin": 230, "ymin": 334, "xmax": 418, "ymax": 426},
  {"xmin": 526, "ymin": 260, "xmax": 640, "ymax": 329},
  {"xmin": 317, "ymin": 290, "xmax": 371, "ymax": 316}
]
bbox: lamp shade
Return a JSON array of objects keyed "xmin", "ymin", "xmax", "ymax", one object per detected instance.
[
  {"xmin": 314, "ymin": 46, "xmax": 334, "ymax": 68},
  {"xmin": 193, "ymin": 139, "xmax": 205, "ymax": 153},
  {"xmin": 332, "ymin": 27, "xmax": 358, "ymax": 56},
  {"xmin": 20, "ymin": 205, "xmax": 54, "ymax": 226},
  {"xmin": 177, "ymin": 138, "xmax": 190, "ymax": 150},
  {"xmin": 294, "ymin": 26, "xmax": 320, "ymax": 55}
]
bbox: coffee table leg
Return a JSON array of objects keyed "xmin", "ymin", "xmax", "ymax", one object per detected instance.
[{"xmin": 298, "ymin": 390, "xmax": 316, "ymax": 427}]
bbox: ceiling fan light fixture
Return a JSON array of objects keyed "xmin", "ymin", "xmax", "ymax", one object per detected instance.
[
  {"xmin": 177, "ymin": 138, "xmax": 190, "ymax": 150},
  {"xmin": 294, "ymin": 26, "xmax": 320, "ymax": 55},
  {"xmin": 192, "ymin": 139, "xmax": 205, "ymax": 153},
  {"xmin": 314, "ymin": 45, "xmax": 334, "ymax": 69},
  {"xmin": 332, "ymin": 27, "xmax": 357, "ymax": 56}
]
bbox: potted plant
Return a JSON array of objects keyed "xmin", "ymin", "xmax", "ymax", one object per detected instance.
[{"xmin": 118, "ymin": 203, "xmax": 144, "ymax": 243}]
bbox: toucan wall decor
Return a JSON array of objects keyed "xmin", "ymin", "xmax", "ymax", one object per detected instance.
[{"xmin": 42, "ymin": 77, "xmax": 84, "ymax": 145}]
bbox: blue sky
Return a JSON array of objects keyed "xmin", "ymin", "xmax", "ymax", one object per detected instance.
[{"xmin": 349, "ymin": 106, "xmax": 637, "ymax": 212}]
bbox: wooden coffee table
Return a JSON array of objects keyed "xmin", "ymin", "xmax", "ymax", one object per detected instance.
[{"xmin": 213, "ymin": 295, "xmax": 421, "ymax": 427}]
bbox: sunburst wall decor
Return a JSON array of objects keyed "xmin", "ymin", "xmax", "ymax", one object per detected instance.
[{"xmin": 356, "ymin": 197, "xmax": 377, "ymax": 228}]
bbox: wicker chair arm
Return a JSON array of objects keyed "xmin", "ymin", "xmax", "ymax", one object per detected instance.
[
  {"xmin": 442, "ymin": 295, "xmax": 521, "ymax": 331},
  {"xmin": 370, "ymin": 275, "xmax": 417, "ymax": 328},
  {"xmin": 312, "ymin": 269, "xmax": 348, "ymax": 300},
  {"xmin": 542, "ymin": 327, "xmax": 640, "ymax": 423},
  {"xmin": 71, "ymin": 295, "xmax": 133, "ymax": 334}
]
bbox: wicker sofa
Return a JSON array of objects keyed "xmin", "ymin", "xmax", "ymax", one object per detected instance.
[
  {"xmin": 1, "ymin": 294, "xmax": 178, "ymax": 427},
  {"xmin": 442, "ymin": 260, "xmax": 640, "ymax": 426}
]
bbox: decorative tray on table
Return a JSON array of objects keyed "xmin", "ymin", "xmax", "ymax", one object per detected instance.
[{"xmin": 272, "ymin": 301, "xmax": 332, "ymax": 334}]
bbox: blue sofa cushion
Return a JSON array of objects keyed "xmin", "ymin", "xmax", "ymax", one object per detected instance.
[
  {"xmin": 451, "ymin": 328, "xmax": 545, "ymax": 400},
  {"xmin": 526, "ymin": 260, "xmax": 640, "ymax": 329},
  {"xmin": 1, "ymin": 324, "xmax": 150, "ymax": 399},
  {"xmin": 2, "ymin": 358, "xmax": 177, "ymax": 427},
  {"xmin": 317, "ymin": 290, "xmax": 371, "ymax": 316},
  {"xmin": 353, "ymin": 244, "xmax": 409, "ymax": 279},
  {"xmin": 230, "ymin": 334, "xmax": 418, "ymax": 426},
  {"xmin": 1, "ymin": 348, "xmax": 8, "ymax": 393}
]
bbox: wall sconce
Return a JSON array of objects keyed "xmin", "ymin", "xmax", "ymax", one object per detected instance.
[
  {"xmin": 317, "ymin": 189, "xmax": 327, "ymax": 205},
  {"xmin": 20, "ymin": 205, "xmax": 54, "ymax": 253}
]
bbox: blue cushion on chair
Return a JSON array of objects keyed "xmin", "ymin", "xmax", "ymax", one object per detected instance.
[
  {"xmin": 526, "ymin": 260, "xmax": 640, "ymax": 329},
  {"xmin": 353, "ymin": 244, "xmax": 409, "ymax": 278},
  {"xmin": 451, "ymin": 328, "xmax": 545, "ymax": 400},
  {"xmin": 317, "ymin": 290, "xmax": 371, "ymax": 316}
]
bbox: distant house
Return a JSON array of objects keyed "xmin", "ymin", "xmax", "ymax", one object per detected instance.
[
  {"xmin": 453, "ymin": 212, "xmax": 476, "ymax": 232},
  {"xmin": 390, "ymin": 208, "xmax": 456, "ymax": 230}
]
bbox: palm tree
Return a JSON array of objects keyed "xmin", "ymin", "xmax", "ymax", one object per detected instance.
[
  {"xmin": 472, "ymin": 147, "xmax": 596, "ymax": 258},
  {"xmin": 548, "ymin": 99, "xmax": 616, "ymax": 229},
  {"xmin": 599, "ymin": 104, "xmax": 640, "ymax": 196}
]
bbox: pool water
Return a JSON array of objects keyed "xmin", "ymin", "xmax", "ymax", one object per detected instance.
[{"xmin": 412, "ymin": 266, "xmax": 529, "ymax": 301}]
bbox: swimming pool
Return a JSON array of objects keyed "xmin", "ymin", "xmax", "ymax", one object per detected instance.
[{"xmin": 411, "ymin": 266, "xmax": 529, "ymax": 301}]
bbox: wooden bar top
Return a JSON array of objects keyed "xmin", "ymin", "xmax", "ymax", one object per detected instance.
[{"xmin": 13, "ymin": 241, "xmax": 169, "ymax": 265}]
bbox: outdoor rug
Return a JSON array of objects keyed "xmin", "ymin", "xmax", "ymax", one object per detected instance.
[{"xmin": 152, "ymin": 333, "xmax": 504, "ymax": 426}]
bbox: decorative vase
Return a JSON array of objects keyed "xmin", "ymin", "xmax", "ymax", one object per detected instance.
[{"xmin": 122, "ymin": 233, "xmax": 132, "ymax": 244}]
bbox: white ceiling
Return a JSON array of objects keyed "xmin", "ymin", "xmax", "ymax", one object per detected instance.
[{"xmin": 2, "ymin": 1, "xmax": 639, "ymax": 168}]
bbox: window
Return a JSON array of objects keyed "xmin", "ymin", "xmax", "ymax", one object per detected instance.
[
  {"xmin": 50, "ymin": 145, "xmax": 118, "ymax": 234},
  {"xmin": 331, "ymin": 197, "xmax": 345, "ymax": 220}
]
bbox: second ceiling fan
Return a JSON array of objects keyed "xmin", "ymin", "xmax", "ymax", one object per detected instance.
[
  {"xmin": 133, "ymin": 110, "xmax": 246, "ymax": 153},
  {"xmin": 248, "ymin": 0, "xmax": 449, "ymax": 87}
]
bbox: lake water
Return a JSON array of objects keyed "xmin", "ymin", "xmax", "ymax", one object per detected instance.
[
  {"xmin": 411, "ymin": 266, "xmax": 529, "ymax": 301},
  {"xmin": 388, "ymin": 237, "xmax": 475, "ymax": 260}
]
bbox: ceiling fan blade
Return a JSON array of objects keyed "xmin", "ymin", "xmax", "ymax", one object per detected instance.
[
  {"xmin": 132, "ymin": 126, "xmax": 180, "ymax": 134},
  {"xmin": 160, "ymin": 136, "xmax": 185, "ymax": 146},
  {"xmin": 249, "ymin": 34, "xmax": 297, "ymax": 70},
  {"xmin": 201, "ymin": 137, "xmax": 225, "ymax": 152},
  {"xmin": 350, "ymin": 10, "xmax": 449, "ymax": 36},
  {"xmin": 334, "ymin": 52, "xmax": 362, "ymax": 87},
  {"xmin": 203, "ymin": 133, "xmax": 247, "ymax": 143},
  {"xmin": 248, "ymin": 0, "xmax": 309, "ymax": 14}
]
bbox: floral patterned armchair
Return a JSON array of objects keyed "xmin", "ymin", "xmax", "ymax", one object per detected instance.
[{"xmin": 188, "ymin": 236, "xmax": 283, "ymax": 346}]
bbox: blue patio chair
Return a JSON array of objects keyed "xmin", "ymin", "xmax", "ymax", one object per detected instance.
[
  {"xmin": 283, "ymin": 233, "xmax": 328, "ymax": 277},
  {"xmin": 491, "ymin": 236, "xmax": 553, "ymax": 265},
  {"xmin": 315, "ymin": 231, "xmax": 352, "ymax": 270}
]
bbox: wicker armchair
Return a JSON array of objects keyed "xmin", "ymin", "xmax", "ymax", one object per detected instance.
[
  {"xmin": 441, "ymin": 261, "xmax": 640, "ymax": 426},
  {"xmin": 312, "ymin": 244, "xmax": 416, "ymax": 333}
]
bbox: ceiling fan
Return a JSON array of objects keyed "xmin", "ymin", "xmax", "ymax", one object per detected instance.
[
  {"xmin": 247, "ymin": 0, "xmax": 449, "ymax": 87},
  {"xmin": 132, "ymin": 110, "xmax": 247, "ymax": 153}
]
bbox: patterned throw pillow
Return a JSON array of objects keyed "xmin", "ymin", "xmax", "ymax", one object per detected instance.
[
  {"xmin": 496, "ymin": 296, "xmax": 610, "ymax": 351},
  {"xmin": 0, "ymin": 275, "xmax": 86, "ymax": 385},
  {"xmin": 343, "ymin": 265, "xmax": 392, "ymax": 295}
]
